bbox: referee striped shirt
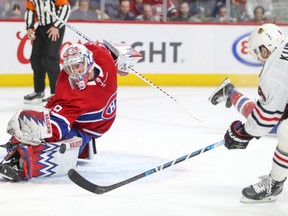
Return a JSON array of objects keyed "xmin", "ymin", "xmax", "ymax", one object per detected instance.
[{"xmin": 25, "ymin": 0, "xmax": 71, "ymax": 29}]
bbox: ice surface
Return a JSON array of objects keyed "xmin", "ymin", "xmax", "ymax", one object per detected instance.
[{"xmin": 0, "ymin": 86, "xmax": 287, "ymax": 216}]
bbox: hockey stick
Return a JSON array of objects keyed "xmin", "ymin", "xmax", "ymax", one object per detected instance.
[
  {"xmin": 0, "ymin": 143, "xmax": 9, "ymax": 149},
  {"xmin": 129, "ymin": 68, "xmax": 203, "ymax": 122},
  {"xmin": 68, "ymin": 140, "xmax": 224, "ymax": 194},
  {"xmin": 42, "ymin": 6, "xmax": 203, "ymax": 123}
]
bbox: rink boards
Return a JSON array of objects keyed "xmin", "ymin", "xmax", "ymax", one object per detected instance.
[{"xmin": 1, "ymin": 21, "xmax": 284, "ymax": 87}]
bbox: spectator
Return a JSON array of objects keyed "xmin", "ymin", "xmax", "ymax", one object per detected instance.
[
  {"xmin": 211, "ymin": 0, "xmax": 226, "ymax": 17},
  {"xmin": 0, "ymin": 0, "xmax": 7, "ymax": 16},
  {"xmin": 70, "ymin": 0, "xmax": 99, "ymax": 20},
  {"xmin": 86, "ymin": 0, "xmax": 110, "ymax": 20},
  {"xmin": 196, "ymin": 0, "xmax": 217, "ymax": 21},
  {"xmin": 170, "ymin": 1, "xmax": 201, "ymax": 22},
  {"xmin": 105, "ymin": 0, "xmax": 120, "ymax": 17},
  {"xmin": 90, "ymin": 0, "xmax": 119, "ymax": 18},
  {"xmin": 95, "ymin": 8, "xmax": 110, "ymax": 20},
  {"xmin": 135, "ymin": 3, "xmax": 160, "ymax": 21},
  {"xmin": 171, "ymin": 0, "xmax": 180, "ymax": 9},
  {"xmin": 248, "ymin": 5, "xmax": 266, "ymax": 24},
  {"xmin": 111, "ymin": 0, "xmax": 135, "ymax": 20},
  {"xmin": 144, "ymin": 0, "xmax": 178, "ymax": 19},
  {"xmin": 245, "ymin": 0, "xmax": 273, "ymax": 20},
  {"xmin": 231, "ymin": 0, "xmax": 247, "ymax": 22},
  {"xmin": 183, "ymin": 0, "xmax": 205, "ymax": 21},
  {"xmin": 89, "ymin": 0, "xmax": 100, "ymax": 10},
  {"xmin": 0, "ymin": 1, "xmax": 11, "ymax": 18},
  {"xmin": 69, "ymin": 0, "xmax": 79, "ymax": 12},
  {"xmin": 130, "ymin": 0, "xmax": 144, "ymax": 16},
  {"xmin": 2, "ymin": 3, "xmax": 22, "ymax": 19},
  {"xmin": 211, "ymin": 4, "xmax": 234, "ymax": 22}
]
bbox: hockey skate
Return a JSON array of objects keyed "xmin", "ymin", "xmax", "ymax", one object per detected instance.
[
  {"xmin": 208, "ymin": 78, "xmax": 235, "ymax": 108},
  {"xmin": 24, "ymin": 92, "xmax": 45, "ymax": 104},
  {"xmin": 42, "ymin": 94, "xmax": 54, "ymax": 106},
  {"xmin": 0, "ymin": 163, "xmax": 21, "ymax": 182},
  {"xmin": 241, "ymin": 175, "xmax": 286, "ymax": 203},
  {"xmin": 0, "ymin": 156, "xmax": 22, "ymax": 182},
  {"xmin": 0, "ymin": 143, "xmax": 22, "ymax": 182}
]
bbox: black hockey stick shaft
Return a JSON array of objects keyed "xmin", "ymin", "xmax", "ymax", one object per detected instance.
[{"xmin": 68, "ymin": 140, "xmax": 225, "ymax": 194}]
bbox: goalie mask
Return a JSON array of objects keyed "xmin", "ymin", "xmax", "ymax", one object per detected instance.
[
  {"xmin": 248, "ymin": 23, "xmax": 285, "ymax": 63},
  {"xmin": 63, "ymin": 44, "xmax": 94, "ymax": 90}
]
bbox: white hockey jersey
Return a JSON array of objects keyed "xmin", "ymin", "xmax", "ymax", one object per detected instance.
[{"xmin": 245, "ymin": 38, "xmax": 288, "ymax": 137}]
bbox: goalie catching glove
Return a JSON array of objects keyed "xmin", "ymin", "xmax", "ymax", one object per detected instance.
[
  {"xmin": 103, "ymin": 39, "xmax": 142, "ymax": 76},
  {"xmin": 6, "ymin": 109, "xmax": 52, "ymax": 146},
  {"xmin": 224, "ymin": 120, "xmax": 254, "ymax": 149}
]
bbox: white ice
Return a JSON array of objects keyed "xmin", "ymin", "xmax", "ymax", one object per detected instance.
[{"xmin": 0, "ymin": 86, "xmax": 287, "ymax": 216}]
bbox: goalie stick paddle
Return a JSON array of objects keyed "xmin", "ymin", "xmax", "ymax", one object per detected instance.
[{"xmin": 68, "ymin": 140, "xmax": 224, "ymax": 194}]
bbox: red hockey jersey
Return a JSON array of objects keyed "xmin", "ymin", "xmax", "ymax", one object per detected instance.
[{"xmin": 45, "ymin": 42, "xmax": 117, "ymax": 141}]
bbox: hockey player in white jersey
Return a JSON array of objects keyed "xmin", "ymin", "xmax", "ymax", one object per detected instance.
[{"xmin": 209, "ymin": 23, "xmax": 288, "ymax": 203}]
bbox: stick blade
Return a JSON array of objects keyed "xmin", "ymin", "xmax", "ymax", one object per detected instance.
[{"xmin": 68, "ymin": 169, "xmax": 105, "ymax": 194}]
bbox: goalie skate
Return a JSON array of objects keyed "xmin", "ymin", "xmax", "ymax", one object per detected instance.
[
  {"xmin": 0, "ymin": 163, "xmax": 21, "ymax": 182},
  {"xmin": 208, "ymin": 78, "xmax": 235, "ymax": 108},
  {"xmin": 240, "ymin": 175, "xmax": 286, "ymax": 203}
]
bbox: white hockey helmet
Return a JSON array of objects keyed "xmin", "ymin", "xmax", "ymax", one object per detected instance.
[
  {"xmin": 63, "ymin": 44, "xmax": 94, "ymax": 90},
  {"xmin": 248, "ymin": 23, "xmax": 285, "ymax": 63}
]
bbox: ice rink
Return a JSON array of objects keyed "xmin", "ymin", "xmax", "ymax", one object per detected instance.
[{"xmin": 0, "ymin": 86, "xmax": 287, "ymax": 216}]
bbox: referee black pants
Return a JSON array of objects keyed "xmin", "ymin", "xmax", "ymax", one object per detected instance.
[{"xmin": 30, "ymin": 24, "xmax": 65, "ymax": 94}]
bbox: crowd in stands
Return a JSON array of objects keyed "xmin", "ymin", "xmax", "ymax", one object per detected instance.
[
  {"xmin": 0, "ymin": 0, "xmax": 287, "ymax": 24},
  {"xmin": 0, "ymin": 0, "xmax": 23, "ymax": 19}
]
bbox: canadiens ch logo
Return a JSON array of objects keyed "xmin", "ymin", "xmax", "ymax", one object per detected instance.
[{"xmin": 102, "ymin": 92, "xmax": 117, "ymax": 119}]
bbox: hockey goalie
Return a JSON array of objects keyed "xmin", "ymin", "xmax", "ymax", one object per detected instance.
[{"xmin": 0, "ymin": 41, "xmax": 142, "ymax": 182}]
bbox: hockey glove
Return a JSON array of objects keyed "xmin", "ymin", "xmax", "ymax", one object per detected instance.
[
  {"xmin": 224, "ymin": 120, "xmax": 254, "ymax": 149},
  {"xmin": 103, "ymin": 40, "xmax": 142, "ymax": 76},
  {"xmin": 6, "ymin": 109, "xmax": 52, "ymax": 146}
]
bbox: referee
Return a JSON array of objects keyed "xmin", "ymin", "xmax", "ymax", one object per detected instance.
[{"xmin": 24, "ymin": 0, "xmax": 71, "ymax": 104}]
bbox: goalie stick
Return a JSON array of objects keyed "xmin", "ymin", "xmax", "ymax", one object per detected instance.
[
  {"xmin": 68, "ymin": 140, "xmax": 224, "ymax": 194},
  {"xmin": 42, "ymin": 4, "xmax": 203, "ymax": 123}
]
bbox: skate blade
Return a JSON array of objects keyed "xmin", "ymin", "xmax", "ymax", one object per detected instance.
[
  {"xmin": 0, "ymin": 165, "xmax": 21, "ymax": 182},
  {"xmin": 208, "ymin": 78, "xmax": 231, "ymax": 104},
  {"xmin": 0, "ymin": 173, "xmax": 14, "ymax": 181},
  {"xmin": 23, "ymin": 98, "xmax": 43, "ymax": 105},
  {"xmin": 240, "ymin": 195, "xmax": 277, "ymax": 203}
]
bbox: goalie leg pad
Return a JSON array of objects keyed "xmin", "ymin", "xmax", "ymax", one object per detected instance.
[{"xmin": 18, "ymin": 137, "xmax": 82, "ymax": 180}]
